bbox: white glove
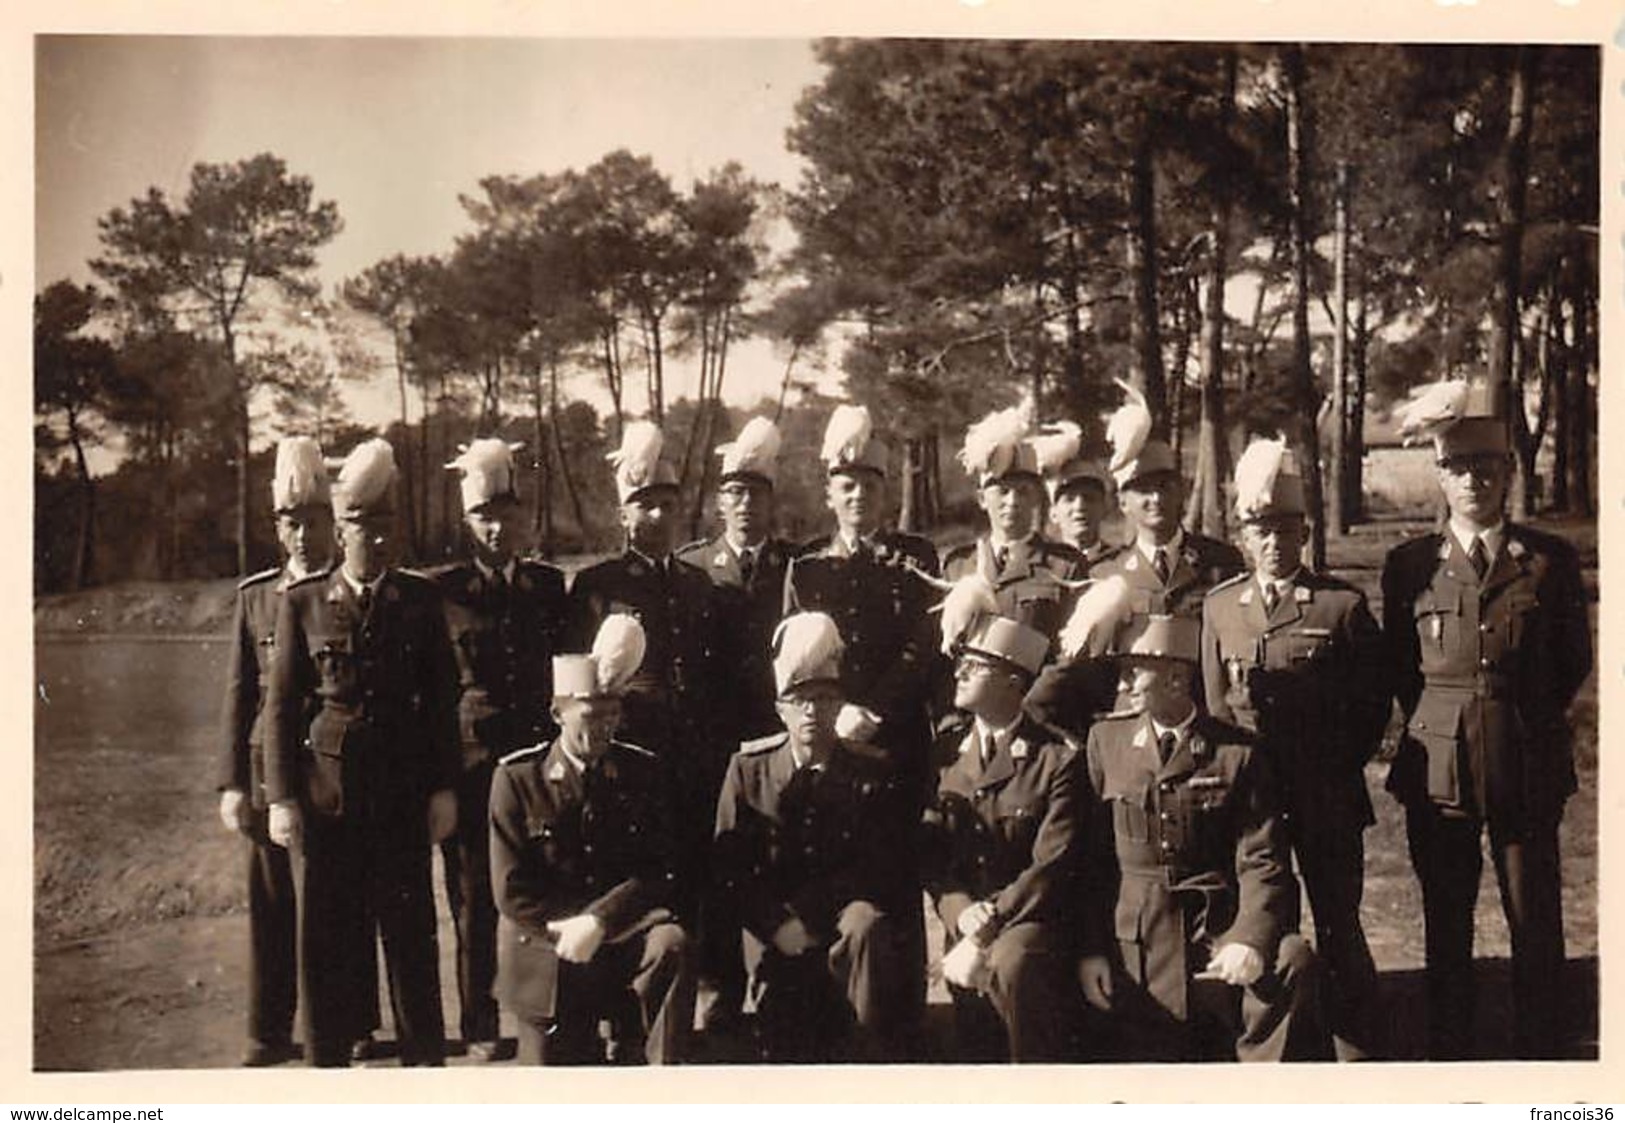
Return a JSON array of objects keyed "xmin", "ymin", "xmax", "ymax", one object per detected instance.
[
  {"xmin": 1078, "ymin": 955, "xmax": 1114, "ymax": 1011},
  {"xmin": 267, "ymin": 801, "xmax": 301, "ymax": 849},
  {"xmin": 835, "ymin": 704, "xmax": 881, "ymax": 743},
  {"xmin": 956, "ymin": 900, "xmax": 997, "ymax": 940},
  {"xmin": 770, "ymin": 916, "xmax": 817, "ymax": 958},
  {"xmin": 1200, "ymin": 943, "xmax": 1265, "ymax": 987},
  {"xmin": 218, "ymin": 789, "xmax": 250, "ymax": 833},
  {"xmin": 547, "ymin": 914, "xmax": 606, "ymax": 965},
  {"xmin": 427, "ymin": 789, "xmax": 458, "ymax": 845},
  {"xmin": 941, "ymin": 936, "xmax": 991, "ymax": 992}
]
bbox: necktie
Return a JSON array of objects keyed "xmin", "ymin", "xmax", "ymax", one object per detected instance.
[
  {"xmin": 738, "ymin": 548, "xmax": 756, "ymax": 586},
  {"xmin": 357, "ymin": 583, "xmax": 373, "ymax": 616},
  {"xmin": 1153, "ymin": 548, "xmax": 1171, "ymax": 585},
  {"xmin": 995, "ymin": 546, "xmax": 1010, "ymax": 573},
  {"xmin": 1157, "ymin": 730, "xmax": 1177, "ymax": 766},
  {"xmin": 1262, "ymin": 582, "xmax": 1279, "ymax": 615},
  {"xmin": 982, "ymin": 730, "xmax": 998, "ymax": 768},
  {"xmin": 1469, "ymin": 537, "xmax": 1490, "ymax": 581}
]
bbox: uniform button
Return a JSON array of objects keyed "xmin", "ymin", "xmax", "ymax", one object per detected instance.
[
  {"xmin": 1479, "ymin": 624, "xmax": 1489, "ymax": 634},
  {"xmin": 1479, "ymin": 658, "xmax": 1491, "ymax": 669},
  {"xmin": 1161, "ymin": 782, "xmax": 1174, "ymax": 793},
  {"xmin": 1160, "ymin": 812, "xmax": 1172, "ymax": 822}
]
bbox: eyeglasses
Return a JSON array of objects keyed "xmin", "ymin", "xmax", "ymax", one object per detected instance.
[
  {"xmin": 954, "ymin": 658, "xmax": 1002, "ymax": 680},
  {"xmin": 777, "ymin": 694, "xmax": 841, "ymax": 712}
]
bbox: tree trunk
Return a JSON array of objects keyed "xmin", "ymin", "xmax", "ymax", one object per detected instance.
[
  {"xmin": 898, "ymin": 437, "xmax": 919, "ymax": 534},
  {"xmin": 1329, "ymin": 160, "xmax": 1351, "ymax": 537},
  {"xmin": 1169, "ymin": 275, "xmax": 1196, "ymax": 473},
  {"xmin": 1349, "ymin": 273, "xmax": 1369, "ymax": 524},
  {"xmin": 601, "ymin": 326, "xmax": 625, "ymax": 438},
  {"xmin": 1570, "ymin": 285, "xmax": 1593, "ymax": 515},
  {"xmin": 1493, "ymin": 46, "xmax": 1535, "ymax": 520},
  {"xmin": 1284, "ymin": 44, "xmax": 1326, "ymax": 570},
  {"xmin": 549, "ymin": 359, "xmax": 589, "ymax": 541},
  {"xmin": 1126, "ymin": 139, "xmax": 1167, "ymax": 434},
  {"xmin": 394, "ymin": 330, "xmax": 420, "ymax": 556},
  {"xmin": 1190, "ymin": 53, "xmax": 1237, "ymax": 540},
  {"xmin": 67, "ymin": 405, "xmax": 94, "ymax": 591}
]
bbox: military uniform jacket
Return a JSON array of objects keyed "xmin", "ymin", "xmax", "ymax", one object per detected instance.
[
  {"xmin": 924, "ymin": 715, "xmax": 1089, "ymax": 946},
  {"xmin": 489, "ymin": 739, "xmax": 681, "ymax": 1019},
  {"xmin": 1083, "ymin": 712, "xmax": 1295, "ymax": 1021},
  {"xmin": 940, "ymin": 535, "xmax": 1086, "ymax": 645},
  {"xmin": 713, "ymin": 735, "xmax": 912, "ymax": 942},
  {"xmin": 1380, "ymin": 524, "xmax": 1592, "ymax": 828},
  {"xmin": 1200, "ymin": 570, "xmax": 1389, "ymax": 831},
  {"xmin": 263, "ymin": 568, "xmax": 460, "ymax": 827},
  {"xmin": 676, "ymin": 535, "xmax": 797, "ymax": 743},
  {"xmin": 218, "ymin": 566, "xmax": 312, "ymax": 809},
  {"xmin": 432, "ymin": 558, "xmax": 568, "ymax": 768},
  {"xmin": 1089, "ymin": 532, "xmax": 1247, "ymax": 622},
  {"xmin": 782, "ymin": 531, "xmax": 941, "ymax": 740},
  {"xmin": 564, "ymin": 551, "xmax": 721, "ymax": 758}
]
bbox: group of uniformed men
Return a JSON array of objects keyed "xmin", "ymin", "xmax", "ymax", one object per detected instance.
[{"xmin": 216, "ymin": 375, "xmax": 1590, "ymax": 1067}]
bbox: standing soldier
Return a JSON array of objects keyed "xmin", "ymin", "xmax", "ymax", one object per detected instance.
[
  {"xmin": 1029, "ymin": 383, "xmax": 1244, "ymax": 735},
  {"xmin": 925, "ymin": 577, "xmax": 1087, "ymax": 1062},
  {"xmin": 712, "ymin": 612, "xmax": 915, "ymax": 1062},
  {"xmin": 433, "ymin": 438, "xmax": 568, "ymax": 1061},
  {"xmin": 1076, "ymin": 616, "xmax": 1330, "ymax": 1063},
  {"xmin": 217, "ymin": 436, "xmax": 333, "ymax": 1067},
  {"xmin": 676, "ymin": 416, "xmax": 796, "ymax": 1032},
  {"xmin": 489, "ymin": 615, "xmax": 693, "ymax": 1066},
  {"xmin": 1201, "ymin": 437, "xmax": 1389, "ymax": 1060},
  {"xmin": 566, "ymin": 422, "xmax": 721, "ymax": 940},
  {"xmin": 941, "ymin": 407, "xmax": 1085, "ymax": 646},
  {"xmin": 783, "ymin": 404, "xmax": 940, "ymax": 795},
  {"xmin": 1381, "ymin": 381, "xmax": 1592, "ymax": 1060},
  {"xmin": 265, "ymin": 437, "xmax": 459, "ymax": 1067},
  {"xmin": 1031, "ymin": 420, "xmax": 1116, "ymax": 565}
]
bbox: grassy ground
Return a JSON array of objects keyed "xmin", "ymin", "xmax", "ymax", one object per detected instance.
[{"xmin": 32, "ymin": 515, "xmax": 1600, "ymax": 1068}]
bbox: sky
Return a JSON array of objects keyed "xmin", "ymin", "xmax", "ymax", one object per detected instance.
[{"xmin": 35, "ymin": 35, "xmax": 832, "ymax": 453}]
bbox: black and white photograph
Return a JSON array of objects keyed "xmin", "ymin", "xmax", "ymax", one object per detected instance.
[{"xmin": 23, "ymin": 4, "xmax": 1616, "ymax": 1102}]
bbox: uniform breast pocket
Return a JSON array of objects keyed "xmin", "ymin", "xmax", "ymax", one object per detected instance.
[
  {"xmin": 1501, "ymin": 591, "xmax": 1540, "ymax": 650},
  {"xmin": 994, "ymin": 802, "xmax": 1040, "ymax": 847},
  {"xmin": 1286, "ymin": 628, "xmax": 1333, "ymax": 664},
  {"xmin": 1413, "ymin": 597, "xmax": 1462, "ymax": 671},
  {"xmin": 1102, "ymin": 779, "xmax": 1150, "ymax": 844}
]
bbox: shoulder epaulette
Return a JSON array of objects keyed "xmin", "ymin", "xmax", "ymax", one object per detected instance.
[
  {"xmin": 497, "ymin": 743, "xmax": 547, "ymax": 767},
  {"xmin": 1207, "ymin": 570, "xmax": 1251, "ymax": 596},
  {"xmin": 675, "ymin": 537, "xmax": 714, "ymax": 558},
  {"xmin": 237, "ymin": 567, "xmax": 281, "ymax": 591},
  {"xmin": 425, "ymin": 561, "xmax": 469, "ymax": 580},
  {"xmin": 740, "ymin": 731, "xmax": 789, "ymax": 755},
  {"xmin": 797, "ymin": 535, "xmax": 833, "ymax": 556},
  {"xmin": 395, "ymin": 566, "xmax": 435, "ymax": 583},
  {"xmin": 286, "ymin": 569, "xmax": 329, "ymax": 590},
  {"xmin": 612, "ymin": 739, "xmax": 658, "ymax": 760}
]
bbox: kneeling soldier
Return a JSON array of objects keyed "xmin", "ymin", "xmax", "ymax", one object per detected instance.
[
  {"xmin": 926, "ymin": 576, "xmax": 1087, "ymax": 1062},
  {"xmin": 490, "ymin": 615, "xmax": 692, "ymax": 1065},
  {"xmin": 1077, "ymin": 616, "xmax": 1330, "ymax": 1062},
  {"xmin": 713, "ymin": 612, "xmax": 914, "ymax": 1062}
]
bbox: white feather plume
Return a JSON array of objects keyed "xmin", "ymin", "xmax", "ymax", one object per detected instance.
[
  {"xmin": 1105, "ymin": 378, "xmax": 1153, "ymax": 473},
  {"xmin": 1057, "ymin": 574, "xmax": 1133, "ymax": 661},
  {"xmin": 1028, "ymin": 420, "xmax": 1084, "ymax": 475},
  {"xmin": 821, "ymin": 404, "xmax": 873, "ymax": 465},
  {"xmin": 446, "ymin": 436, "xmax": 516, "ymax": 507},
  {"xmin": 717, "ymin": 416, "xmax": 783, "ymax": 478},
  {"xmin": 1233, "ymin": 436, "xmax": 1288, "ymax": 519},
  {"xmin": 273, "ymin": 436, "xmax": 329, "ymax": 510},
  {"xmin": 957, "ymin": 406, "xmax": 1029, "ymax": 480},
  {"xmin": 771, "ymin": 611, "xmax": 846, "ymax": 695},
  {"xmin": 938, "ymin": 573, "xmax": 1000, "ymax": 655},
  {"xmin": 591, "ymin": 614, "xmax": 647, "ymax": 695},
  {"xmin": 607, "ymin": 420, "xmax": 664, "ymax": 474},
  {"xmin": 335, "ymin": 438, "xmax": 397, "ymax": 512},
  {"xmin": 1395, "ymin": 379, "xmax": 1469, "ymax": 445}
]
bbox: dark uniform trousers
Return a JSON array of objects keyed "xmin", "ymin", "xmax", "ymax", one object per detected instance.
[
  {"xmin": 925, "ymin": 717, "xmax": 1087, "ymax": 1062},
  {"xmin": 218, "ymin": 569, "xmax": 300, "ymax": 1050},
  {"xmin": 433, "ymin": 558, "xmax": 567, "ymax": 1046},
  {"xmin": 782, "ymin": 531, "xmax": 941, "ymax": 1046},
  {"xmin": 565, "ymin": 551, "xmax": 722, "ymax": 921},
  {"xmin": 676, "ymin": 535, "xmax": 798, "ymax": 1016},
  {"xmin": 490, "ymin": 740, "xmax": 693, "ymax": 1066},
  {"xmin": 1382, "ymin": 526, "xmax": 1592, "ymax": 1060},
  {"xmin": 1027, "ymin": 534, "xmax": 1246, "ymax": 737},
  {"xmin": 1201, "ymin": 570, "xmax": 1389, "ymax": 1058},
  {"xmin": 265, "ymin": 568, "xmax": 460, "ymax": 1067},
  {"xmin": 714, "ymin": 736, "xmax": 915, "ymax": 1062},
  {"xmin": 1083, "ymin": 712, "xmax": 1331, "ymax": 1063}
]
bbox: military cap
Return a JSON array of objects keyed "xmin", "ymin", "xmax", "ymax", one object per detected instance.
[
  {"xmin": 608, "ymin": 421, "xmax": 680, "ymax": 505},
  {"xmin": 447, "ymin": 437, "xmax": 522, "ymax": 512}
]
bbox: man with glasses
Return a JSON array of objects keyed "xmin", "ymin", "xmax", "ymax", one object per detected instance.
[
  {"xmin": 1201, "ymin": 437, "xmax": 1390, "ymax": 1059},
  {"xmin": 712, "ymin": 612, "xmax": 914, "ymax": 1062},
  {"xmin": 1381, "ymin": 380, "xmax": 1592, "ymax": 1060},
  {"xmin": 924, "ymin": 577, "xmax": 1088, "ymax": 1062}
]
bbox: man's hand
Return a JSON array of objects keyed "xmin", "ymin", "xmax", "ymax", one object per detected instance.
[
  {"xmin": 1198, "ymin": 943, "xmax": 1265, "ymax": 987},
  {"xmin": 834, "ymin": 704, "xmax": 881, "ymax": 743},
  {"xmin": 546, "ymin": 914, "xmax": 606, "ymax": 965},
  {"xmin": 218, "ymin": 789, "xmax": 250, "ymax": 834},
  {"xmin": 770, "ymin": 916, "xmax": 816, "ymax": 958},
  {"xmin": 956, "ymin": 900, "xmax": 997, "ymax": 940},
  {"xmin": 267, "ymin": 801, "xmax": 301, "ymax": 849},
  {"xmin": 941, "ymin": 936, "xmax": 990, "ymax": 992},
  {"xmin": 1078, "ymin": 955, "xmax": 1114, "ymax": 1011},
  {"xmin": 427, "ymin": 789, "xmax": 457, "ymax": 845}
]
